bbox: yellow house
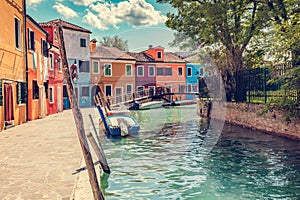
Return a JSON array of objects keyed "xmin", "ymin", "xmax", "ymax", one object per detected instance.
[{"xmin": 0, "ymin": 0, "xmax": 27, "ymax": 130}]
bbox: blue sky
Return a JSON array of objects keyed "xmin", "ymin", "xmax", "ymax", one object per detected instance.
[{"xmin": 26, "ymin": 0, "xmax": 179, "ymax": 52}]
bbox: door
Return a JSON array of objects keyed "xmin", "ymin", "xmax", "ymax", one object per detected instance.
[
  {"xmin": 148, "ymin": 86, "xmax": 155, "ymax": 97},
  {"xmin": 115, "ymin": 87, "xmax": 123, "ymax": 104},
  {"xmin": 4, "ymin": 83, "xmax": 14, "ymax": 126},
  {"xmin": 57, "ymin": 87, "xmax": 62, "ymax": 112}
]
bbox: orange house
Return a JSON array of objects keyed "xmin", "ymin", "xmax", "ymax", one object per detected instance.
[
  {"xmin": 26, "ymin": 15, "xmax": 49, "ymax": 120},
  {"xmin": 0, "ymin": 0, "xmax": 27, "ymax": 130},
  {"xmin": 134, "ymin": 46, "xmax": 187, "ymax": 100},
  {"xmin": 90, "ymin": 40, "xmax": 136, "ymax": 105}
]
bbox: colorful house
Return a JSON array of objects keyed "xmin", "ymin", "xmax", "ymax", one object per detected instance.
[
  {"xmin": 26, "ymin": 15, "xmax": 49, "ymax": 120},
  {"xmin": 185, "ymin": 63, "xmax": 205, "ymax": 100},
  {"xmin": 41, "ymin": 19, "xmax": 92, "ymax": 108},
  {"xmin": 130, "ymin": 46, "xmax": 187, "ymax": 100},
  {"xmin": 0, "ymin": 0, "xmax": 27, "ymax": 130},
  {"xmin": 90, "ymin": 40, "xmax": 136, "ymax": 105},
  {"xmin": 39, "ymin": 22, "xmax": 64, "ymax": 114}
]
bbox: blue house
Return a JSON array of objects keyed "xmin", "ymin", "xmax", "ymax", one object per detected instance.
[
  {"xmin": 186, "ymin": 63, "xmax": 205, "ymax": 100},
  {"xmin": 44, "ymin": 19, "xmax": 92, "ymax": 109}
]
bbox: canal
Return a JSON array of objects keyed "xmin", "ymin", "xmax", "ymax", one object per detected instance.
[{"xmin": 99, "ymin": 105, "xmax": 300, "ymax": 200}]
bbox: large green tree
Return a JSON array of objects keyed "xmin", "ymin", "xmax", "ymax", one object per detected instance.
[
  {"xmin": 158, "ymin": 0, "xmax": 287, "ymax": 101},
  {"xmin": 100, "ymin": 36, "xmax": 129, "ymax": 51}
]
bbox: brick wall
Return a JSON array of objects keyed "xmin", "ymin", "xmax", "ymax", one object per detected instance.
[{"xmin": 198, "ymin": 100, "xmax": 300, "ymax": 140}]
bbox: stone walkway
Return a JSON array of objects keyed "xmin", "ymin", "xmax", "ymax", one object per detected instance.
[{"xmin": 0, "ymin": 108, "xmax": 100, "ymax": 200}]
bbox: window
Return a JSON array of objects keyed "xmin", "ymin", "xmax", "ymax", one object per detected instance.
[
  {"xmin": 15, "ymin": 17, "xmax": 21, "ymax": 49},
  {"xmin": 199, "ymin": 68, "xmax": 204, "ymax": 76},
  {"xmin": 179, "ymin": 85, "xmax": 185, "ymax": 93},
  {"xmin": 79, "ymin": 60, "xmax": 90, "ymax": 73},
  {"xmin": 41, "ymin": 39, "xmax": 48, "ymax": 57},
  {"xmin": 126, "ymin": 84, "xmax": 132, "ymax": 95},
  {"xmin": 63, "ymin": 85, "xmax": 68, "ymax": 98},
  {"xmin": 157, "ymin": 51, "xmax": 162, "ymax": 59},
  {"xmin": 104, "ymin": 64, "xmax": 112, "ymax": 76},
  {"xmin": 178, "ymin": 67, "xmax": 183, "ymax": 76},
  {"xmin": 44, "ymin": 82, "xmax": 48, "ymax": 99},
  {"xmin": 157, "ymin": 67, "xmax": 164, "ymax": 76},
  {"xmin": 28, "ymin": 29, "xmax": 35, "ymax": 51},
  {"xmin": 148, "ymin": 66, "xmax": 155, "ymax": 77},
  {"xmin": 137, "ymin": 66, "xmax": 144, "ymax": 76},
  {"xmin": 54, "ymin": 30, "xmax": 58, "ymax": 41},
  {"xmin": 187, "ymin": 67, "xmax": 192, "ymax": 77},
  {"xmin": 17, "ymin": 82, "xmax": 27, "ymax": 104},
  {"xmin": 126, "ymin": 64, "xmax": 132, "ymax": 76},
  {"xmin": 58, "ymin": 60, "xmax": 62, "ymax": 72},
  {"xmin": 49, "ymin": 53, "xmax": 54, "ymax": 70},
  {"xmin": 187, "ymin": 84, "xmax": 192, "ymax": 92},
  {"xmin": 92, "ymin": 61, "xmax": 99, "ymax": 74},
  {"xmin": 165, "ymin": 68, "xmax": 172, "ymax": 76},
  {"xmin": 80, "ymin": 38, "xmax": 86, "ymax": 47},
  {"xmin": 82, "ymin": 86, "xmax": 89, "ymax": 97},
  {"xmin": 49, "ymin": 87, "xmax": 54, "ymax": 103},
  {"xmin": 137, "ymin": 86, "xmax": 144, "ymax": 97},
  {"xmin": 32, "ymin": 80, "xmax": 39, "ymax": 99},
  {"xmin": 105, "ymin": 85, "xmax": 112, "ymax": 96}
]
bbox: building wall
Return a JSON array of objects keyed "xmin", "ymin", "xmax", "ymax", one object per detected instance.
[
  {"xmin": 0, "ymin": 0, "xmax": 26, "ymax": 130},
  {"xmin": 63, "ymin": 29, "xmax": 91, "ymax": 108},
  {"xmin": 186, "ymin": 63, "xmax": 205, "ymax": 100},
  {"xmin": 135, "ymin": 62, "xmax": 157, "ymax": 89},
  {"xmin": 26, "ymin": 17, "xmax": 48, "ymax": 120}
]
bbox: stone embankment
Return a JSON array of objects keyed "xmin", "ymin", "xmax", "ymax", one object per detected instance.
[{"xmin": 198, "ymin": 99, "xmax": 300, "ymax": 140}]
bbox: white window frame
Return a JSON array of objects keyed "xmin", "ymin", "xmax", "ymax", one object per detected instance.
[
  {"xmin": 104, "ymin": 63, "xmax": 112, "ymax": 76},
  {"xmin": 187, "ymin": 67, "xmax": 192, "ymax": 77},
  {"xmin": 126, "ymin": 84, "xmax": 133, "ymax": 95},
  {"xmin": 15, "ymin": 16, "xmax": 21, "ymax": 50},
  {"xmin": 148, "ymin": 66, "xmax": 155, "ymax": 77},
  {"xmin": 49, "ymin": 87, "xmax": 54, "ymax": 103},
  {"xmin": 137, "ymin": 65, "xmax": 144, "ymax": 77},
  {"xmin": 125, "ymin": 64, "xmax": 132, "ymax": 76},
  {"xmin": 58, "ymin": 59, "xmax": 62, "ymax": 73},
  {"xmin": 92, "ymin": 61, "xmax": 100, "ymax": 74},
  {"xmin": 137, "ymin": 86, "xmax": 145, "ymax": 96},
  {"xmin": 115, "ymin": 87, "xmax": 123, "ymax": 103},
  {"xmin": 49, "ymin": 52, "xmax": 54, "ymax": 70},
  {"xmin": 105, "ymin": 84, "xmax": 112, "ymax": 97}
]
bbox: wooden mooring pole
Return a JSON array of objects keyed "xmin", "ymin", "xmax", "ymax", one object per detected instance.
[{"xmin": 57, "ymin": 25, "xmax": 105, "ymax": 200}]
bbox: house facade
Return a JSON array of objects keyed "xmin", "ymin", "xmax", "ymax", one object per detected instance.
[
  {"xmin": 40, "ymin": 22, "xmax": 64, "ymax": 114},
  {"xmin": 131, "ymin": 46, "xmax": 187, "ymax": 100},
  {"xmin": 26, "ymin": 15, "xmax": 49, "ymax": 120},
  {"xmin": 186, "ymin": 63, "xmax": 205, "ymax": 100},
  {"xmin": 90, "ymin": 40, "xmax": 136, "ymax": 105},
  {"xmin": 0, "ymin": 0, "xmax": 27, "ymax": 130},
  {"xmin": 41, "ymin": 19, "xmax": 92, "ymax": 109}
]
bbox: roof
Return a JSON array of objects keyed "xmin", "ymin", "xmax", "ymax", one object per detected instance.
[
  {"xmin": 126, "ymin": 52, "xmax": 155, "ymax": 62},
  {"xmin": 39, "ymin": 19, "xmax": 92, "ymax": 34},
  {"xmin": 91, "ymin": 46, "xmax": 135, "ymax": 60},
  {"xmin": 26, "ymin": 14, "xmax": 49, "ymax": 36},
  {"xmin": 164, "ymin": 52, "xmax": 186, "ymax": 63}
]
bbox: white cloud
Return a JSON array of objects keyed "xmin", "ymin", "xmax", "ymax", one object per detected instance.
[
  {"xmin": 72, "ymin": 0, "xmax": 103, "ymax": 6},
  {"xmin": 82, "ymin": 0, "xmax": 167, "ymax": 30},
  {"xmin": 53, "ymin": 3, "xmax": 78, "ymax": 19},
  {"xmin": 26, "ymin": 0, "xmax": 43, "ymax": 6}
]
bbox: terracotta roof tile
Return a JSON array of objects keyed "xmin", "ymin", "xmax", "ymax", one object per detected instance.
[
  {"xmin": 164, "ymin": 52, "xmax": 186, "ymax": 63},
  {"xmin": 126, "ymin": 52, "xmax": 155, "ymax": 62},
  {"xmin": 91, "ymin": 46, "xmax": 135, "ymax": 60},
  {"xmin": 39, "ymin": 19, "xmax": 91, "ymax": 33}
]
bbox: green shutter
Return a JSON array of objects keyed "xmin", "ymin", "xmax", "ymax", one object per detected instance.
[
  {"xmin": 0, "ymin": 80, "xmax": 2, "ymax": 106},
  {"xmin": 22, "ymin": 82, "xmax": 27, "ymax": 103}
]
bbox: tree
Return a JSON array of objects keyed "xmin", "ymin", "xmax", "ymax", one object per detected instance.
[
  {"xmin": 99, "ymin": 36, "xmax": 129, "ymax": 51},
  {"xmin": 158, "ymin": 0, "xmax": 286, "ymax": 101}
]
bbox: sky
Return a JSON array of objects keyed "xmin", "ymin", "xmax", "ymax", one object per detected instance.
[{"xmin": 26, "ymin": 0, "xmax": 179, "ymax": 52}]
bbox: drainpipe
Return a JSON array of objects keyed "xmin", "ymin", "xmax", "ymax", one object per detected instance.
[{"xmin": 23, "ymin": 0, "xmax": 29, "ymax": 121}]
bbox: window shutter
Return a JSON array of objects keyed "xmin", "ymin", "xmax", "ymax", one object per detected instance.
[
  {"xmin": 22, "ymin": 82, "xmax": 27, "ymax": 103},
  {"xmin": 31, "ymin": 31, "xmax": 35, "ymax": 50},
  {"xmin": 0, "ymin": 80, "xmax": 2, "ymax": 106}
]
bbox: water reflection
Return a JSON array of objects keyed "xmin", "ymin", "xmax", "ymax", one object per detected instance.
[{"xmin": 100, "ymin": 107, "xmax": 300, "ymax": 200}]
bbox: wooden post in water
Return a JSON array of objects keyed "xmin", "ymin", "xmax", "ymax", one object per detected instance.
[{"xmin": 57, "ymin": 25, "xmax": 105, "ymax": 200}]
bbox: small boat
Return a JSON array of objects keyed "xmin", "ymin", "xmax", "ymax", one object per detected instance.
[
  {"xmin": 96, "ymin": 104, "xmax": 140, "ymax": 137},
  {"xmin": 130, "ymin": 100, "xmax": 163, "ymax": 110},
  {"xmin": 162, "ymin": 100, "xmax": 196, "ymax": 107},
  {"xmin": 106, "ymin": 109, "xmax": 131, "ymax": 116}
]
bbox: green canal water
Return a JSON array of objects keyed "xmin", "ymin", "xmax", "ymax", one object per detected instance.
[{"xmin": 99, "ymin": 105, "xmax": 300, "ymax": 200}]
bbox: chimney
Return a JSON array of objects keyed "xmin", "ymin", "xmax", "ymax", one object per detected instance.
[
  {"xmin": 90, "ymin": 38, "xmax": 97, "ymax": 53},
  {"xmin": 148, "ymin": 45, "xmax": 153, "ymax": 49}
]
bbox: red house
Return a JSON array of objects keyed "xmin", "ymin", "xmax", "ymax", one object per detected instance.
[{"xmin": 39, "ymin": 22, "xmax": 64, "ymax": 114}]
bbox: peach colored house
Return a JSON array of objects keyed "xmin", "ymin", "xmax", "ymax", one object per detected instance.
[
  {"xmin": 0, "ymin": 0, "xmax": 27, "ymax": 130},
  {"xmin": 90, "ymin": 40, "xmax": 136, "ymax": 105},
  {"xmin": 26, "ymin": 15, "xmax": 49, "ymax": 120}
]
